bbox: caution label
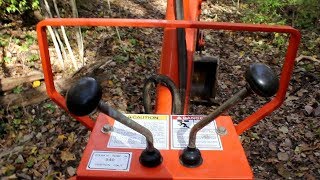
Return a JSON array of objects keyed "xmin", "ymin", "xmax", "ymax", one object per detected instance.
[
  {"xmin": 87, "ymin": 151, "xmax": 132, "ymax": 171},
  {"xmin": 107, "ymin": 114, "xmax": 169, "ymax": 149},
  {"xmin": 171, "ymin": 115, "xmax": 223, "ymax": 150}
]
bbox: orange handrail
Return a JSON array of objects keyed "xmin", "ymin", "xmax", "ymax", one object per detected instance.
[{"xmin": 37, "ymin": 18, "xmax": 300, "ymax": 134}]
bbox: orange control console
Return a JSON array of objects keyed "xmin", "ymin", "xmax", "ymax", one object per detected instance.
[{"xmin": 76, "ymin": 114, "xmax": 252, "ymax": 179}]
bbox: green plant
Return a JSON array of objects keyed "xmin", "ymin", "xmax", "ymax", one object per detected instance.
[
  {"xmin": 12, "ymin": 37, "xmax": 20, "ymax": 44},
  {"xmin": 0, "ymin": 34, "xmax": 10, "ymax": 47},
  {"xmin": 20, "ymin": 44, "xmax": 29, "ymax": 51},
  {"xmin": 129, "ymin": 38, "xmax": 138, "ymax": 46},
  {"xmin": 242, "ymin": 0, "xmax": 320, "ymax": 30},
  {"xmin": 28, "ymin": 54, "xmax": 39, "ymax": 62},
  {"xmin": 3, "ymin": 56, "xmax": 11, "ymax": 63},
  {"xmin": 114, "ymin": 54, "xmax": 129, "ymax": 63},
  {"xmin": 20, "ymin": 34, "xmax": 36, "ymax": 51},
  {"xmin": 12, "ymin": 118, "xmax": 21, "ymax": 128},
  {"xmin": 25, "ymin": 34, "xmax": 35, "ymax": 45},
  {"xmin": 44, "ymin": 103, "xmax": 56, "ymax": 113},
  {"xmin": 0, "ymin": 0, "xmax": 39, "ymax": 14},
  {"xmin": 134, "ymin": 55, "xmax": 147, "ymax": 66},
  {"xmin": 272, "ymin": 33, "xmax": 288, "ymax": 52},
  {"xmin": 13, "ymin": 86, "xmax": 23, "ymax": 94},
  {"xmin": 32, "ymin": 118, "xmax": 45, "ymax": 126},
  {"xmin": 302, "ymin": 63, "xmax": 314, "ymax": 72},
  {"xmin": 242, "ymin": 0, "xmax": 287, "ymax": 25}
]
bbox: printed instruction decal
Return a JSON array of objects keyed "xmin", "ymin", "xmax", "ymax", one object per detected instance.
[
  {"xmin": 108, "ymin": 114, "xmax": 169, "ymax": 149},
  {"xmin": 171, "ymin": 115, "xmax": 223, "ymax": 150},
  {"xmin": 87, "ymin": 151, "xmax": 132, "ymax": 171}
]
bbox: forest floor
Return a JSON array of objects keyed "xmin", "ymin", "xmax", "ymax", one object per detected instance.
[{"xmin": 0, "ymin": 0, "xmax": 319, "ymax": 179}]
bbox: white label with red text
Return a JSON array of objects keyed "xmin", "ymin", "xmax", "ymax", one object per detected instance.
[{"xmin": 171, "ymin": 115, "xmax": 223, "ymax": 150}]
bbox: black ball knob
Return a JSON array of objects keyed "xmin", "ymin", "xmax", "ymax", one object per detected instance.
[
  {"xmin": 179, "ymin": 147, "xmax": 203, "ymax": 168},
  {"xmin": 66, "ymin": 77, "xmax": 102, "ymax": 116},
  {"xmin": 139, "ymin": 148, "xmax": 163, "ymax": 167},
  {"xmin": 245, "ymin": 63, "xmax": 279, "ymax": 97}
]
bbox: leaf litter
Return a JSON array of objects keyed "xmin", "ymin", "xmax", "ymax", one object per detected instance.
[{"xmin": 0, "ymin": 0, "xmax": 319, "ymax": 179}]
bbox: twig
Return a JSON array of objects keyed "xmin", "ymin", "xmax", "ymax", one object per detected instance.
[
  {"xmin": 41, "ymin": 0, "xmax": 65, "ymax": 69},
  {"xmin": 53, "ymin": 0, "xmax": 78, "ymax": 70},
  {"xmin": 296, "ymin": 55, "xmax": 320, "ymax": 63},
  {"xmin": 106, "ymin": 0, "xmax": 122, "ymax": 41},
  {"xmin": 70, "ymin": 0, "xmax": 84, "ymax": 67},
  {"xmin": 53, "ymin": 28, "xmax": 68, "ymax": 67},
  {"xmin": 47, "ymin": 26, "xmax": 65, "ymax": 69}
]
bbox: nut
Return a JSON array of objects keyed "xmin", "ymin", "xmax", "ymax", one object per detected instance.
[{"xmin": 101, "ymin": 124, "xmax": 113, "ymax": 134}]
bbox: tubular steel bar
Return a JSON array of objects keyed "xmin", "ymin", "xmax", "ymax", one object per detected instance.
[
  {"xmin": 37, "ymin": 18, "xmax": 300, "ymax": 134},
  {"xmin": 188, "ymin": 88, "xmax": 249, "ymax": 148}
]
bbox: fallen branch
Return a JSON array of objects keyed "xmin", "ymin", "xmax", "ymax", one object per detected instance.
[
  {"xmin": 0, "ymin": 60, "xmax": 111, "ymax": 107},
  {"xmin": 0, "ymin": 73, "xmax": 44, "ymax": 92},
  {"xmin": 0, "ymin": 78, "xmax": 73, "ymax": 108}
]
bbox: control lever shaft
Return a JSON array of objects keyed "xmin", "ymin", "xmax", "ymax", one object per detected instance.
[
  {"xmin": 66, "ymin": 77, "xmax": 162, "ymax": 167},
  {"xmin": 98, "ymin": 101, "xmax": 155, "ymax": 151},
  {"xmin": 188, "ymin": 88, "xmax": 248, "ymax": 148},
  {"xmin": 180, "ymin": 63, "xmax": 279, "ymax": 167}
]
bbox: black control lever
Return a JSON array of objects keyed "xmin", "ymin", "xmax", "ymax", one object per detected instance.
[
  {"xmin": 180, "ymin": 63, "xmax": 279, "ymax": 167},
  {"xmin": 66, "ymin": 77, "xmax": 162, "ymax": 167}
]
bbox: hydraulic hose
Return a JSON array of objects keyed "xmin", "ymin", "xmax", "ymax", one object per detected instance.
[{"xmin": 143, "ymin": 74, "xmax": 182, "ymax": 114}]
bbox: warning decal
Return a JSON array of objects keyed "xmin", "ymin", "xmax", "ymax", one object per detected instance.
[
  {"xmin": 171, "ymin": 115, "xmax": 223, "ymax": 150},
  {"xmin": 107, "ymin": 114, "xmax": 169, "ymax": 149},
  {"xmin": 87, "ymin": 151, "xmax": 132, "ymax": 171}
]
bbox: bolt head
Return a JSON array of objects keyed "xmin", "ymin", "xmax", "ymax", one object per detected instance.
[
  {"xmin": 216, "ymin": 126, "xmax": 227, "ymax": 135},
  {"xmin": 101, "ymin": 124, "xmax": 113, "ymax": 134}
]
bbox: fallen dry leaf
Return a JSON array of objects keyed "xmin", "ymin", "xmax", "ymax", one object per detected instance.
[
  {"xmin": 277, "ymin": 152, "xmax": 289, "ymax": 161},
  {"xmin": 314, "ymin": 106, "xmax": 320, "ymax": 116},
  {"xmin": 277, "ymin": 164, "xmax": 291, "ymax": 178},
  {"xmin": 60, "ymin": 150, "xmax": 76, "ymax": 162},
  {"xmin": 279, "ymin": 126, "xmax": 289, "ymax": 134},
  {"xmin": 67, "ymin": 166, "xmax": 76, "ymax": 176},
  {"xmin": 268, "ymin": 142, "xmax": 277, "ymax": 151},
  {"xmin": 304, "ymin": 105, "xmax": 314, "ymax": 116}
]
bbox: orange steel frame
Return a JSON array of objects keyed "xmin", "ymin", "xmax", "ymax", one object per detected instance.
[
  {"xmin": 37, "ymin": 20, "xmax": 300, "ymax": 132},
  {"xmin": 37, "ymin": 0, "xmax": 301, "ymax": 179},
  {"xmin": 36, "ymin": 0, "xmax": 300, "ymax": 178}
]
